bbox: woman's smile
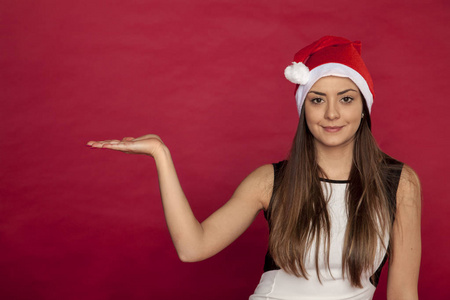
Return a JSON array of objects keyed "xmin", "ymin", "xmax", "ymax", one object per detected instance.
[{"xmin": 322, "ymin": 125, "xmax": 345, "ymax": 133}]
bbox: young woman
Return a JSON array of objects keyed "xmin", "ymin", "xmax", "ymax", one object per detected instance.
[{"xmin": 87, "ymin": 36, "xmax": 421, "ymax": 300}]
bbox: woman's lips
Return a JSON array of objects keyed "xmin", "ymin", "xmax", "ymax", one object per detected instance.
[{"xmin": 322, "ymin": 126, "xmax": 344, "ymax": 133}]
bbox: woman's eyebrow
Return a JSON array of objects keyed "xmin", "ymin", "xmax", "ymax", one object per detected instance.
[
  {"xmin": 337, "ymin": 89, "xmax": 358, "ymax": 95},
  {"xmin": 308, "ymin": 91, "xmax": 326, "ymax": 96}
]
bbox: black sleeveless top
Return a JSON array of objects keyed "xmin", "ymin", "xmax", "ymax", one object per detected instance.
[{"xmin": 262, "ymin": 156, "xmax": 403, "ymax": 287}]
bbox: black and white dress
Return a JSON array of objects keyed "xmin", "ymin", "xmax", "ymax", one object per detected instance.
[{"xmin": 250, "ymin": 159, "xmax": 403, "ymax": 300}]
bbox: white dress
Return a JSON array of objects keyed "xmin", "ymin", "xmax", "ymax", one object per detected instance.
[{"xmin": 249, "ymin": 178, "xmax": 391, "ymax": 300}]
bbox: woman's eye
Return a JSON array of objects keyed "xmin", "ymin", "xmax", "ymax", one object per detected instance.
[
  {"xmin": 341, "ymin": 96, "xmax": 353, "ymax": 103},
  {"xmin": 311, "ymin": 98, "xmax": 324, "ymax": 104}
]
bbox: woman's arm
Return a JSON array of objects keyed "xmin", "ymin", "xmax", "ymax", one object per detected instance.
[
  {"xmin": 387, "ymin": 165, "xmax": 422, "ymax": 300},
  {"xmin": 87, "ymin": 135, "xmax": 274, "ymax": 262}
]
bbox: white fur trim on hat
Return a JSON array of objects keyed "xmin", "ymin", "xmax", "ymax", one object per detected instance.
[
  {"xmin": 284, "ymin": 62, "xmax": 310, "ymax": 85},
  {"xmin": 295, "ymin": 63, "xmax": 374, "ymax": 115}
]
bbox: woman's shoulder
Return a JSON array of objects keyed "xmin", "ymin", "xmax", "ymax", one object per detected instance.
[
  {"xmin": 397, "ymin": 164, "xmax": 421, "ymax": 207},
  {"xmin": 382, "ymin": 152, "xmax": 421, "ymax": 207},
  {"xmin": 236, "ymin": 164, "xmax": 275, "ymax": 210},
  {"xmin": 381, "ymin": 153, "xmax": 420, "ymax": 187},
  {"xmin": 246, "ymin": 161, "xmax": 288, "ymax": 210},
  {"xmin": 249, "ymin": 163, "xmax": 275, "ymax": 179},
  {"xmin": 247, "ymin": 161, "xmax": 287, "ymax": 182}
]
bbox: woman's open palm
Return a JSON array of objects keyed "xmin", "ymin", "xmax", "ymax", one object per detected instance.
[{"xmin": 87, "ymin": 134, "xmax": 165, "ymax": 157}]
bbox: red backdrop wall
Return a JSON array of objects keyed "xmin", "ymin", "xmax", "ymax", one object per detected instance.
[{"xmin": 1, "ymin": 0, "xmax": 449, "ymax": 299}]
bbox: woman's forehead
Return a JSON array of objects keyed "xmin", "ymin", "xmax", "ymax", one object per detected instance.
[{"xmin": 310, "ymin": 76, "xmax": 359, "ymax": 91}]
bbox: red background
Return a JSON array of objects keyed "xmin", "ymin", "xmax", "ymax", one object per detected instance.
[{"xmin": 1, "ymin": 1, "xmax": 449, "ymax": 299}]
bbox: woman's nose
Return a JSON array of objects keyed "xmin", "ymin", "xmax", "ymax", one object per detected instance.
[{"xmin": 325, "ymin": 102, "xmax": 340, "ymax": 120}]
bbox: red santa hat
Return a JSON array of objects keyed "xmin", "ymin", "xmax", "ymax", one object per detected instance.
[{"xmin": 284, "ymin": 36, "xmax": 374, "ymax": 115}]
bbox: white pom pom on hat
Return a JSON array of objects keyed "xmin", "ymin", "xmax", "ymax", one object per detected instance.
[
  {"xmin": 285, "ymin": 36, "xmax": 375, "ymax": 115},
  {"xmin": 284, "ymin": 62, "xmax": 310, "ymax": 85}
]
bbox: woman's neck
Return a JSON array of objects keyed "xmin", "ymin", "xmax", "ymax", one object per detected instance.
[{"xmin": 315, "ymin": 143, "xmax": 354, "ymax": 180}]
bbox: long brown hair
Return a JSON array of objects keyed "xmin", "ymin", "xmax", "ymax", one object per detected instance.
[{"xmin": 267, "ymin": 100, "xmax": 395, "ymax": 287}]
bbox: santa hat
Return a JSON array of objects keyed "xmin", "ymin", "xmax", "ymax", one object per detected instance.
[{"xmin": 284, "ymin": 36, "xmax": 374, "ymax": 115}]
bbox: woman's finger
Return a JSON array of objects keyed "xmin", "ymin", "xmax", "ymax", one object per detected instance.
[
  {"xmin": 106, "ymin": 140, "xmax": 121, "ymax": 145},
  {"xmin": 87, "ymin": 141, "xmax": 116, "ymax": 148},
  {"xmin": 102, "ymin": 143, "xmax": 128, "ymax": 150},
  {"xmin": 102, "ymin": 141, "xmax": 140, "ymax": 153},
  {"xmin": 87, "ymin": 139, "xmax": 115, "ymax": 145},
  {"xmin": 87, "ymin": 141, "xmax": 105, "ymax": 148}
]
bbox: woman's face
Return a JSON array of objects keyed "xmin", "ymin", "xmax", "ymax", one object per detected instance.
[{"xmin": 304, "ymin": 76, "xmax": 363, "ymax": 151}]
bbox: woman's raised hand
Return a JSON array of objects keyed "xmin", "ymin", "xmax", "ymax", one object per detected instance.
[{"xmin": 86, "ymin": 134, "xmax": 165, "ymax": 157}]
